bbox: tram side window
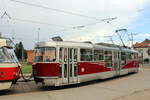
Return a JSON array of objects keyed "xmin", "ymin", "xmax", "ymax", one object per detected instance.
[
  {"xmin": 59, "ymin": 48, "xmax": 63, "ymax": 62},
  {"xmin": 94, "ymin": 50, "xmax": 104, "ymax": 61},
  {"xmin": 104, "ymin": 50, "xmax": 112, "ymax": 67},
  {"xmin": 129, "ymin": 52, "xmax": 138, "ymax": 61},
  {"xmin": 34, "ymin": 47, "xmax": 56, "ymax": 62},
  {"xmin": 64, "ymin": 48, "xmax": 67, "ymax": 62},
  {"xmin": 131, "ymin": 53, "xmax": 134, "ymax": 59},
  {"xmin": 126, "ymin": 52, "xmax": 132, "ymax": 62},
  {"xmin": 43, "ymin": 48, "xmax": 56, "ymax": 62},
  {"xmin": 113, "ymin": 51, "xmax": 118, "ymax": 67},
  {"xmin": 80, "ymin": 49, "xmax": 93, "ymax": 61},
  {"xmin": 121, "ymin": 52, "xmax": 126, "ymax": 65},
  {"xmin": 0, "ymin": 47, "xmax": 18, "ymax": 63},
  {"xmin": 34, "ymin": 48, "xmax": 44, "ymax": 62},
  {"xmin": 74, "ymin": 49, "xmax": 78, "ymax": 62},
  {"xmin": 134, "ymin": 53, "xmax": 138, "ymax": 60}
]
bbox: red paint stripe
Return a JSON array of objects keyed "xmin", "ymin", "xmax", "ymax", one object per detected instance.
[
  {"xmin": 78, "ymin": 62, "xmax": 111, "ymax": 75},
  {"xmin": 122, "ymin": 61, "xmax": 138, "ymax": 69},
  {"xmin": 0, "ymin": 67, "xmax": 20, "ymax": 81}
]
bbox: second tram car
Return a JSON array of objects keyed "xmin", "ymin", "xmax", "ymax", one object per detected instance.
[
  {"xmin": 32, "ymin": 41, "xmax": 139, "ymax": 86},
  {"xmin": 0, "ymin": 38, "xmax": 20, "ymax": 90}
]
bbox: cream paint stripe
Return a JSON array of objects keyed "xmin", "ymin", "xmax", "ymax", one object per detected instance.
[{"xmin": 0, "ymin": 64, "xmax": 18, "ymax": 68}]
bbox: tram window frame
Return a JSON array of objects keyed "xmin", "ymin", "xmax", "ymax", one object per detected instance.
[
  {"xmin": 59, "ymin": 48, "xmax": 63, "ymax": 62},
  {"xmin": 94, "ymin": 49, "xmax": 104, "ymax": 61},
  {"xmin": 126, "ymin": 52, "xmax": 132, "ymax": 61},
  {"xmin": 34, "ymin": 47, "xmax": 56, "ymax": 62},
  {"xmin": 134, "ymin": 53, "xmax": 138, "ymax": 60},
  {"xmin": 121, "ymin": 52, "xmax": 126, "ymax": 65},
  {"xmin": 74, "ymin": 48, "xmax": 78, "ymax": 62},
  {"xmin": 113, "ymin": 51, "xmax": 118, "ymax": 59},
  {"xmin": 131, "ymin": 53, "xmax": 134, "ymax": 60},
  {"xmin": 0, "ymin": 47, "xmax": 18, "ymax": 63},
  {"xmin": 104, "ymin": 50, "xmax": 113, "ymax": 67},
  {"xmin": 80, "ymin": 48, "xmax": 93, "ymax": 61}
]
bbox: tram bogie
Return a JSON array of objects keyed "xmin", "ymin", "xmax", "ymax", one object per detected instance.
[{"xmin": 32, "ymin": 41, "xmax": 139, "ymax": 86}]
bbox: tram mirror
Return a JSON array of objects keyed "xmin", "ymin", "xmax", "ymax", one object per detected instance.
[{"xmin": 52, "ymin": 36, "xmax": 63, "ymax": 41}]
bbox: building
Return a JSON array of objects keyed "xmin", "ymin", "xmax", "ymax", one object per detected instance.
[
  {"xmin": 133, "ymin": 39, "xmax": 150, "ymax": 62},
  {"xmin": 26, "ymin": 50, "xmax": 35, "ymax": 64}
]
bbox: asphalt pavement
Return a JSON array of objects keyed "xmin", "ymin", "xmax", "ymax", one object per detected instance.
[{"xmin": 0, "ymin": 64, "xmax": 150, "ymax": 100}]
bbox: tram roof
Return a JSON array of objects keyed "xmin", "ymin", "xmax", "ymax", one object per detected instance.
[
  {"xmin": 0, "ymin": 39, "xmax": 7, "ymax": 47},
  {"xmin": 0, "ymin": 38, "xmax": 13, "ymax": 48},
  {"xmin": 36, "ymin": 41, "xmax": 138, "ymax": 53},
  {"xmin": 36, "ymin": 41, "xmax": 93, "ymax": 48}
]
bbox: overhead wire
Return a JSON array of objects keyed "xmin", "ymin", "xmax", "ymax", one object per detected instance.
[
  {"xmin": 7, "ymin": 0, "xmax": 118, "ymax": 34},
  {"xmin": 2, "ymin": 0, "xmax": 146, "ymax": 47},
  {"xmin": 49, "ymin": 21, "xmax": 106, "ymax": 34},
  {"xmin": 49, "ymin": 17, "xmax": 118, "ymax": 34},
  {"xmin": 8, "ymin": 0, "xmax": 118, "ymax": 42},
  {"xmin": 10, "ymin": 0, "xmax": 117, "ymax": 22},
  {"xmin": 12, "ymin": 17, "xmax": 70, "ymax": 28}
]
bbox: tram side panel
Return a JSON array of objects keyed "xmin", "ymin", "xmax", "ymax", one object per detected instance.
[
  {"xmin": 32, "ymin": 62, "xmax": 113, "ymax": 86},
  {"xmin": 32, "ymin": 61, "xmax": 139, "ymax": 86},
  {"xmin": 32, "ymin": 63, "xmax": 60, "ymax": 86},
  {"xmin": 0, "ymin": 64, "xmax": 20, "ymax": 90},
  {"xmin": 77, "ymin": 62, "xmax": 114, "ymax": 83},
  {"xmin": 0, "ymin": 65, "xmax": 20, "ymax": 81},
  {"xmin": 120, "ymin": 60, "xmax": 139, "ymax": 75}
]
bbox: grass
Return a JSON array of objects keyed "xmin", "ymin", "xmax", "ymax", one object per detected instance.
[{"xmin": 20, "ymin": 62, "xmax": 32, "ymax": 74}]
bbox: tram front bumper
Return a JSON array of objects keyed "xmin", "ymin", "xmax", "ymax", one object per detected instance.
[{"xmin": 0, "ymin": 82, "xmax": 12, "ymax": 90}]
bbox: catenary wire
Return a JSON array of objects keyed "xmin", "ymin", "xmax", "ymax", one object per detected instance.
[{"xmin": 10, "ymin": 0, "xmax": 108, "ymax": 21}]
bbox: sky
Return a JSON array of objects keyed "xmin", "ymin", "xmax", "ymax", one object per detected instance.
[{"xmin": 0, "ymin": 0, "xmax": 150, "ymax": 49}]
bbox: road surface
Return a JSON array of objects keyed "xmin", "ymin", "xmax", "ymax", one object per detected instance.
[{"xmin": 0, "ymin": 65, "xmax": 150, "ymax": 100}]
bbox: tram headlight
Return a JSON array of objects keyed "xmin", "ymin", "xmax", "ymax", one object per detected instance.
[
  {"xmin": 13, "ymin": 72, "xmax": 19, "ymax": 78},
  {"xmin": 0, "ymin": 72, "xmax": 5, "ymax": 78}
]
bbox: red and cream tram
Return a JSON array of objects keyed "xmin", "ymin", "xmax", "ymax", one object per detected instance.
[
  {"xmin": 32, "ymin": 41, "xmax": 139, "ymax": 86},
  {"xmin": 0, "ymin": 38, "xmax": 20, "ymax": 90}
]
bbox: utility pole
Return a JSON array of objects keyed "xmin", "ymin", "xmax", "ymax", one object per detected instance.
[
  {"xmin": 131, "ymin": 33, "xmax": 133, "ymax": 47},
  {"xmin": 130, "ymin": 33, "xmax": 138, "ymax": 48},
  {"xmin": 37, "ymin": 28, "xmax": 40, "ymax": 43}
]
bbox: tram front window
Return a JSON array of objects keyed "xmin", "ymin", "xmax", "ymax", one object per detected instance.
[
  {"xmin": 0, "ymin": 47, "xmax": 18, "ymax": 63},
  {"xmin": 34, "ymin": 47, "xmax": 56, "ymax": 62}
]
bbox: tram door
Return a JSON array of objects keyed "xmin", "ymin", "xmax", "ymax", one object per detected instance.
[
  {"xmin": 60, "ymin": 48, "xmax": 78, "ymax": 84},
  {"xmin": 113, "ymin": 51, "xmax": 120, "ymax": 75}
]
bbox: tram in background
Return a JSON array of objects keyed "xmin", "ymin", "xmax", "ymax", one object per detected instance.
[
  {"xmin": 32, "ymin": 41, "xmax": 139, "ymax": 86},
  {"xmin": 0, "ymin": 37, "xmax": 20, "ymax": 90}
]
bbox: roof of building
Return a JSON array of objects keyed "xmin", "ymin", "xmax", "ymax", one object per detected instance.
[{"xmin": 133, "ymin": 39, "xmax": 150, "ymax": 48}]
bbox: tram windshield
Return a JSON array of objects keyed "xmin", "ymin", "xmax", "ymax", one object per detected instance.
[
  {"xmin": 0, "ymin": 47, "xmax": 18, "ymax": 63},
  {"xmin": 34, "ymin": 47, "xmax": 56, "ymax": 62}
]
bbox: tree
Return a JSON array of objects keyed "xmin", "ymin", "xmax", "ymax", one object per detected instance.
[{"xmin": 14, "ymin": 42, "xmax": 27, "ymax": 61}]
